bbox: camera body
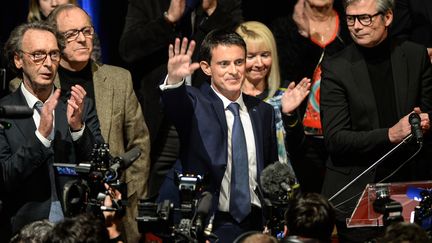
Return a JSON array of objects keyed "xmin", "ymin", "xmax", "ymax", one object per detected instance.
[
  {"xmin": 137, "ymin": 173, "xmax": 205, "ymax": 243},
  {"xmin": 56, "ymin": 143, "xmax": 126, "ymax": 217},
  {"xmin": 372, "ymin": 186, "xmax": 403, "ymax": 227}
]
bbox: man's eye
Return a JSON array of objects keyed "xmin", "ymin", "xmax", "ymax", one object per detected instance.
[
  {"xmin": 235, "ymin": 60, "xmax": 244, "ymax": 65},
  {"xmin": 33, "ymin": 52, "xmax": 45, "ymax": 59},
  {"xmin": 359, "ymin": 15, "xmax": 369, "ymax": 21}
]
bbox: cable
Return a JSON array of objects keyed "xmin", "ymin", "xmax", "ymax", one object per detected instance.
[{"xmin": 330, "ymin": 134, "xmax": 423, "ymax": 209}]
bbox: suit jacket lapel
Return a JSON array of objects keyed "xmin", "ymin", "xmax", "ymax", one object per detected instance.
[
  {"xmin": 243, "ymin": 95, "xmax": 264, "ymax": 174},
  {"xmin": 351, "ymin": 46, "xmax": 380, "ymax": 128},
  {"xmin": 204, "ymin": 84, "xmax": 228, "ymax": 135},
  {"xmin": 390, "ymin": 42, "xmax": 409, "ymax": 117},
  {"xmin": 9, "ymin": 90, "xmax": 37, "ymax": 139},
  {"xmin": 92, "ymin": 63, "xmax": 113, "ymax": 139}
]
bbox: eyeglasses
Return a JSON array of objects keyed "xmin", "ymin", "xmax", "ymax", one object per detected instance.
[
  {"xmin": 63, "ymin": 26, "xmax": 94, "ymax": 42},
  {"xmin": 19, "ymin": 50, "xmax": 61, "ymax": 64},
  {"xmin": 346, "ymin": 12, "xmax": 382, "ymax": 26}
]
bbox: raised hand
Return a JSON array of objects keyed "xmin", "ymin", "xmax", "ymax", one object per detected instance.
[
  {"xmin": 167, "ymin": 37, "xmax": 200, "ymax": 84},
  {"xmin": 38, "ymin": 88, "xmax": 61, "ymax": 138},
  {"xmin": 165, "ymin": 0, "xmax": 187, "ymax": 24},
  {"xmin": 67, "ymin": 84, "xmax": 86, "ymax": 131},
  {"xmin": 281, "ymin": 78, "xmax": 311, "ymax": 114},
  {"xmin": 293, "ymin": 0, "xmax": 310, "ymax": 38}
]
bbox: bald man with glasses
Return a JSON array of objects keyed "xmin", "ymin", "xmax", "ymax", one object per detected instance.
[
  {"xmin": 319, "ymin": 0, "xmax": 432, "ymax": 242},
  {"xmin": 0, "ymin": 21, "xmax": 102, "ymax": 242}
]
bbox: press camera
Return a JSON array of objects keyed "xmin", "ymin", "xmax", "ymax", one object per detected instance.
[
  {"xmin": 55, "ymin": 143, "xmax": 140, "ymax": 217},
  {"xmin": 137, "ymin": 173, "xmax": 213, "ymax": 243}
]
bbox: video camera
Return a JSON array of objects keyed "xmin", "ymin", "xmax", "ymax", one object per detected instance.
[
  {"xmin": 54, "ymin": 143, "xmax": 141, "ymax": 217},
  {"xmin": 137, "ymin": 173, "xmax": 213, "ymax": 243},
  {"xmin": 372, "ymin": 186, "xmax": 404, "ymax": 227},
  {"xmin": 409, "ymin": 188, "xmax": 432, "ymax": 235}
]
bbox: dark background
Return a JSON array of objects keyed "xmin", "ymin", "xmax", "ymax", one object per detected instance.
[
  {"xmin": 1, "ymin": 0, "xmax": 294, "ymax": 65},
  {"xmin": 0, "ymin": 0, "xmax": 294, "ymax": 97}
]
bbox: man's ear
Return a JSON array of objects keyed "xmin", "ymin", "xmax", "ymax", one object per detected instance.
[
  {"xmin": 200, "ymin": 61, "xmax": 211, "ymax": 76},
  {"xmin": 14, "ymin": 53, "xmax": 23, "ymax": 69},
  {"xmin": 384, "ymin": 10, "xmax": 393, "ymax": 27}
]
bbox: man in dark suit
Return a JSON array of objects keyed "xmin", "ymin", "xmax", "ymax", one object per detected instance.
[
  {"xmin": 160, "ymin": 31, "xmax": 278, "ymax": 242},
  {"xmin": 0, "ymin": 21, "xmax": 101, "ymax": 241},
  {"xmin": 320, "ymin": 0, "xmax": 432, "ymax": 242},
  {"xmin": 119, "ymin": 0, "xmax": 243, "ymax": 200}
]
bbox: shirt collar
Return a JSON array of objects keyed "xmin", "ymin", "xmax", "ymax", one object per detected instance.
[
  {"xmin": 20, "ymin": 82, "xmax": 54, "ymax": 108},
  {"xmin": 210, "ymin": 85, "xmax": 246, "ymax": 112}
]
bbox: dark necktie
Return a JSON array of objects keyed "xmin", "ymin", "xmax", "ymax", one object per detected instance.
[
  {"xmin": 34, "ymin": 101, "xmax": 64, "ymax": 223},
  {"xmin": 227, "ymin": 102, "xmax": 251, "ymax": 222}
]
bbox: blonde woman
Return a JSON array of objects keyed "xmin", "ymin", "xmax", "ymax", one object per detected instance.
[
  {"xmin": 236, "ymin": 21, "xmax": 310, "ymax": 182},
  {"xmin": 27, "ymin": 0, "xmax": 77, "ymax": 22}
]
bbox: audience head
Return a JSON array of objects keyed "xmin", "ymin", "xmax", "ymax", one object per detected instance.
[
  {"xmin": 199, "ymin": 29, "xmax": 247, "ymax": 101},
  {"xmin": 47, "ymin": 4, "xmax": 94, "ymax": 71},
  {"xmin": 9, "ymin": 220, "xmax": 54, "ymax": 243},
  {"xmin": 284, "ymin": 193, "xmax": 335, "ymax": 243},
  {"xmin": 344, "ymin": 0, "xmax": 394, "ymax": 47},
  {"xmin": 44, "ymin": 213, "xmax": 110, "ymax": 243},
  {"xmin": 234, "ymin": 232, "xmax": 279, "ymax": 243},
  {"xmin": 4, "ymin": 21, "xmax": 63, "ymax": 87},
  {"xmin": 27, "ymin": 0, "xmax": 77, "ymax": 22},
  {"xmin": 377, "ymin": 222, "xmax": 430, "ymax": 243},
  {"xmin": 235, "ymin": 21, "xmax": 280, "ymax": 99}
]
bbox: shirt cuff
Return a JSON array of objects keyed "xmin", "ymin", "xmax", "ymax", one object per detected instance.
[
  {"xmin": 70, "ymin": 123, "xmax": 86, "ymax": 141},
  {"xmin": 159, "ymin": 75, "xmax": 185, "ymax": 91},
  {"xmin": 35, "ymin": 130, "xmax": 52, "ymax": 148}
]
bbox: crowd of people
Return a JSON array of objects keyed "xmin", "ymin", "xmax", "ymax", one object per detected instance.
[{"xmin": 0, "ymin": 0, "xmax": 432, "ymax": 242}]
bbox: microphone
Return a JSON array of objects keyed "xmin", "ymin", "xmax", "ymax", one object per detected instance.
[
  {"xmin": 195, "ymin": 191, "xmax": 213, "ymax": 234},
  {"xmin": 0, "ymin": 105, "xmax": 33, "ymax": 119},
  {"xmin": 105, "ymin": 147, "xmax": 141, "ymax": 182},
  {"xmin": 409, "ymin": 113, "xmax": 423, "ymax": 145},
  {"xmin": 260, "ymin": 161, "xmax": 299, "ymax": 204}
]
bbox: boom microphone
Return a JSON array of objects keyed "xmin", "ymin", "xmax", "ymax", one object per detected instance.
[
  {"xmin": 260, "ymin": 161, "xmax": 299, "ymax": 204},
  {"xmin": 105, "ymin": 147, "xmax": 141, "ymax": 182},
  {"xmin": 0, "ymin": 105, "xmax": 33, "ymax": 119},
  {"xmin": 409, "ymin": 113, "xmax": 423, "ymax": 145}
]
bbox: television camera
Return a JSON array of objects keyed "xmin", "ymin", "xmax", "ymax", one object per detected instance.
[
  {"xmin": 54, "ymin": 143, "xmax": 141, "ymax": 217},
  {"xmin": 137, "ymin": 173, "xmax": 214, "ymax": 243}
]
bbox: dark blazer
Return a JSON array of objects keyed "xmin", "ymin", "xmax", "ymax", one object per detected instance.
[
  {"xmin": 0, "ymin": 87, "xmax": 102, "ymax": 239},
  {"xmin": 320, "ymin": 39, "xmax": 432, "ymax": 215},
  {"xmin": 161, "ymin": 83, "xmax": 278, "ymax": 213}
]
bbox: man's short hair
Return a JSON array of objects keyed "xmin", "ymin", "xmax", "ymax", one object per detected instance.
[
  {"xmin": 3, "ymin": 21, "xmax": 64, "ymax": 77},
  {"xmin": 44, "ymin": 213, "xmax": 110, "ymax": 243},
  {"xmin": 344, "ymin": 0, "xmax": 394, "ymax": 13},
  {"xmin": 285, "ymin": 193, "xmax": 335, "ymax": 243},
  {"xmin": 9, "ymin": 219, "xmax": 54, "ymax": 243},
  {"xmin": 378, "ymin": 222, "xmax": 430, "ymax": 243},
  {"xmin": 199, "ymin": 29, "xmax": 247, "ymax": 64},
  {"xmin": 46, "ymin": 4, "xmax": 93, "ymax": 30}
]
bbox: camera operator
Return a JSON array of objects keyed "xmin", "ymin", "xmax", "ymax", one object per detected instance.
[{"xmin": 44, "ymin": 184, "xmax": 125, "ymax": 243}]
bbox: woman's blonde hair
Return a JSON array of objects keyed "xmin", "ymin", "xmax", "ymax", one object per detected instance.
[
  {"xmin": 235, "ymin": 21, "xmax": 281, "ymax": 99},
  {"xmin": 27, "ymin": 0, "xmax": 77, "ymax": 22}
]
